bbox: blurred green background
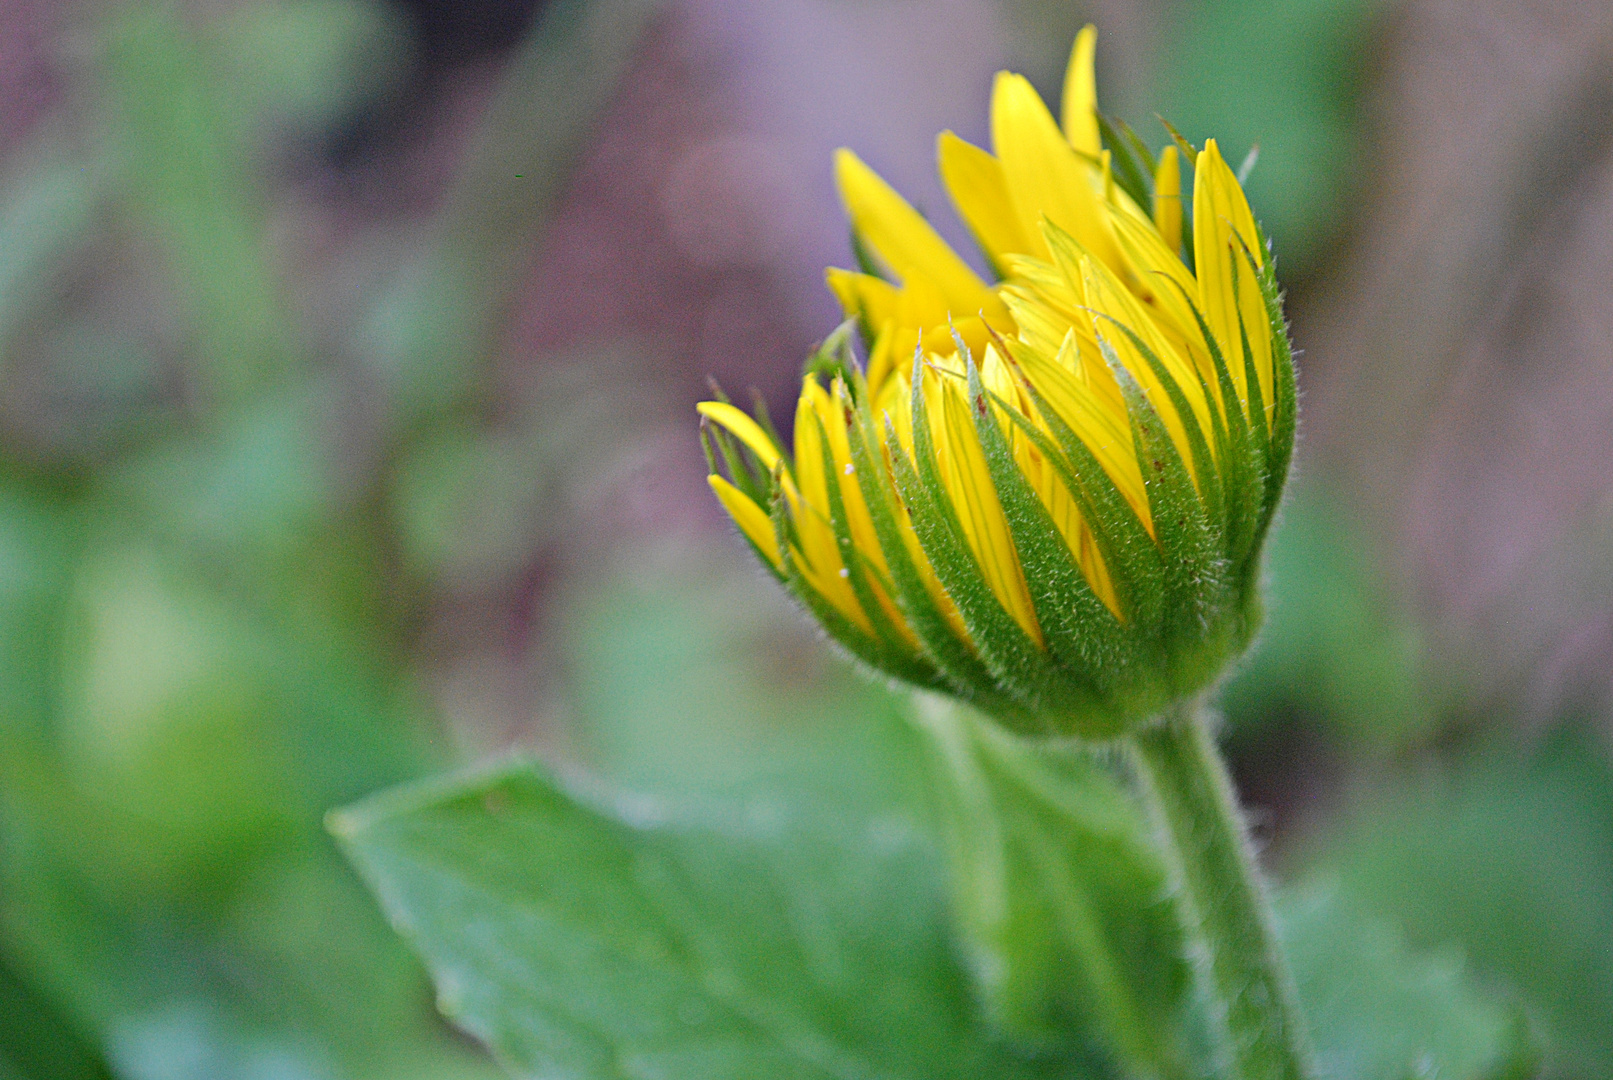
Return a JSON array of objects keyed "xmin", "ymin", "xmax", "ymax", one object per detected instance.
[{"xmin": 2, "ymin": 0, "xmax": 1610, "ymax": 1078}]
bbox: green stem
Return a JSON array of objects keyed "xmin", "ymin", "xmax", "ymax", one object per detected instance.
[{"xmin": 1129, "ymin": 698, "xmax": 1315, "ymax": 1080}]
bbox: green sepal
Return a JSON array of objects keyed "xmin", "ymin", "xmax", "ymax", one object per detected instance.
[
  {"xmin": 997, "ymin": 343, "xmax": 1168, "ymax": 636},
  {"xmin": 891, "ymin": 365, "xmax": 1077, "ymax": 731},
  {"xmin": 839, "ymin": 380, "xmax": 1026, "ymax": 719},
  {"xmin": 1094, "ymin": 315, "xmax": 1226, "ymax": 546},
  {"xmin": 1241, "ymin": 225, "xmax": 1298, "ymax": 547},
  {"xmin": 747, "ymin": 388, "xmax": 789, "ymax": 460},
  {"xmin": 1161, "ymin": 277, "xmax": 1266, "ymax": 571},
  {"xmin": 731, "ymin": 493, "xmax": 788, "ymax": 588},
  {"xmin": 1097, "ymin": 112, "xmax": 1155, "ymax": 218},
  {"xmin": 771, "ymin": 481, "xmax": 943, "ymax": 689},
  {"xmin": 1103, "ymin": 341, "xmax": 1237, "ymax": 692},
  {"xmin": 963, "ymin": 357, "xmax": 1134, "ymax": 735},
  {"xmin": 700, "ymin": 415, "xmax": 772, "ymax": 508},
  {"xmin": 812, "ymin": 403, "xmax": 921, "ymax": 659},
  {"xmin": 1155, "ymin": 114, "xmax": 1200, "ymax": 164},
  {"xmin": 804, "ymin": 320, "xmax": 864, "ymax": 389}
]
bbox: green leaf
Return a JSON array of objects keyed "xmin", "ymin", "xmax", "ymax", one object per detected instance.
[
  {"xmin": 102, "ymin": 2, "xmax": 299, "ymax": 407},
  {"xmin": 0, "ymin": 951, "xmax": 113, "ymax": 1080},
  {"xmin": 334, "ymin": 759, "xmax": 1113, "ymax": 1080},
  {"xmin": 1152, "ymin": 0, "xmax": 1372, "ymax": 271},
  {"xmin": 1279, "ymin": 884, "xmax": 1537, "ymax": 1080},
  {"xmin": 214, "ymin": 0, "xmax": 409, "ymax": 133},
  {"xmin": 0, "ymin": 152, "xmax": 102, "ymax": 349},
  {"xmin": 1305, "ymin": 726, "xmax": 1613, "ymax": 1078},
  {"xmin": 355, "ymin": 0, "xmax": 657, "ymax": 421},
  {"xmin": 911, "ymin": 697, "xmax": 1204, "ymax": 1080}
]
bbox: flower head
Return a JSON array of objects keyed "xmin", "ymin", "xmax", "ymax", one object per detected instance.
[{"xmin": 699, "ymin": 27, "xmax": 1295, "ymax": 737}]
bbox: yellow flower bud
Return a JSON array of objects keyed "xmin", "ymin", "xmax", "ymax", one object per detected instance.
[{"xmin": 699, "ymin": 27, "xmax": 1294, "ymax": 738}]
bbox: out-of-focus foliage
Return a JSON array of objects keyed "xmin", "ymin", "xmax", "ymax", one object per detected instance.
[
  {"xmin": 1308, "ymin": 727, "xmax": 1613, "ymax": 1079},
  {"xmin": 0, "ymin": 0, "xmax": 650, "ymax": 1076},
  {"xmin": 1221, "ymin": 479, "xmax": 1431, "ymax": 754},
  {"xmin": 1154, "ymin": 0, "xmax": 1374, "ymax": 272},
  {"xmin": 336, "ymin": 550, "xmax": 1530, "ymax": 1080}
]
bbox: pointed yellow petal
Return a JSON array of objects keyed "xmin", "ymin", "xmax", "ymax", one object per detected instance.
[
  {"xmin": 931, "ymin": 370, "xmax": 1041, "ymax": 644},
  {"xmin": 1192, "ymin": 138, "xmax": 1272, "ymax": 419},
  {"xmin": 793, "ymin": 382, "xmax": 869, "ymax": 632},
  {"xmin": 697, "ymin": 401, "xmax": 782, "ymax": 473},
  {"xmin": 834, "ymin": 148, "xmax": 1002, "ymax": 324},
  {"xmin": 1009, "ymin": 334, "xmax": 1150, "ymax": 533},
  {"xmin": 708, "ymin": 475, "xmax": 781, "ymax": 570},
  {"xmin": 1060, "ymin": 24, "xmax": 1100, "ymax": 158},
  {"xmin": 1076, "ymin": 247, "xmax": 1215, "ymax": 482},
  {"xmin": 872, "ymin": 371, "xmax": 973, "ymax": 647},
  {"xmin": 1108, "ymin": 195, "xmax": 1223, "ymax": 412},
  {"xmin": 1001, "ymin": 283, "xmax": 1075, "ymax": 359},
  {"xmin": 938, "ymin": 130, "xmax": 1034, "ymax": 268},
  {"xmin": 825, "ymin": 378, "xmax": 888, "ymax": 579},
  {"xmin": 991, "ymin": 72, "xmax": 1118, "ymax": 269},
  {"xmin": 1153, "ymin": 145, "xmax": 1183, "ymax": 256},
  {"xmin": 826, "ymin": 266, "xmax": 895, "ymax": 323}
]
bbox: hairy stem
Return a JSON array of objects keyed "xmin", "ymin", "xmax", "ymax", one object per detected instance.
[{"xmin": 1130, "ymin": 699, "xmax": 1315, "ymax": 1080}]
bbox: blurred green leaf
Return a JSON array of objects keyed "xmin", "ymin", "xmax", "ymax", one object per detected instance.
[
  {"xmin": 1280, "ymin": 884, "xmax": 1536, "ymax": 1080},
  {"xmin": 1307, "ymin": 726, "xmax": 1613, "ymax": 1078},
  {"xmin": 57, "ymin": 540, "xmax": 300, "ymax": 897},
  {"xmin": 0, "ymin": 951, "xmax": 113, "ymax": 1080},
  {"xmin": 343, "ymin": 552, "xmax": 1535, "ymax": 1080},
  {"xmin": 1221, "ymin": 479, "xmax": 1430, "ymax": 752},
  {"xmin": 561, "ymin": 552, "xmax": 925, "ymax": 810},
  {"xmin": 0, "ymin": 473, "xmax": 484, "ymax": 1080},
  {"xmin": 334, "ymin": 757, "xmax": 1115, "ymax": 1080},
  {"xmin": 1154, "ymin": 0, "xmax": 1373, "ymax": 271},
  {"xmin": 359, "ymin": 0, "xmax": 657, "ymax": 421},
  {"xmin": 0, "ymin": 155, "xmax": 102, "ymax": 354},
  {"xmin": 913, "ymin": 698, "xmax": 1205, "ymax": 1078},
  {"xmin": 102, "ymin": 1, "xmax": 297, "ymax": 407},
  {"xmin": 216, "ymin": 0, "xmax": 408, "ymax": 133},
  {"xmin": 334, "ymin": 741, "xmax": 1541, "ymax": 1080}
]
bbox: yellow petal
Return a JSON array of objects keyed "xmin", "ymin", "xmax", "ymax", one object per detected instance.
[
  {"xmin": 931, "ymin": 369, "xmax": 1041, "ymax": 644},
  {"xmin": 827, "ymin": 266, "xmax": 896, "ymax": 324},
  {"xmin": 1060, "ymin": 24, "xmax": 1100, "ymax": 158},
  {"xmin": 871, "ymin": 371, "xmax": 973, "ymax": 647},
  {"xmin": 794, "ymin": 382, "xmax": 869, "ymax": 632},
  {"xmin": 708, "ymin": 475, "xmax": 781, "ymax": 570},
  {"xmin": 1001, "ymin": 284, "xmax": 1074, "ymax": 359},
  {"xmin": 991, "ymin": 71, "xmax": 1118, "ymax": 269},
  {"xmin": 938, "ymin": 131, "xmax": 1034, "ymax": 269},
  {"xmin": 1009, "ymin": 334, "xmax": 1149, "ymax": 533},
  {"xmin": 825, "ymin": 378, "xmax": 888, "ymax": 579},
  {"xmin": 1153, "ymin": 145, "xmax": 1183, "ymax": 257},
  {"xmin": 834, "ymin": 149, "xmax": 1004, "ymax": 325},
  {"xmin": 1075, "ymin": 247, "xmax": 1215, "ymax": 483},
  {"xmin": 1108, "ymin": 195, "xmax": 1223, "ymax": 412},
  {"xmin": 829, "ymin": 380, "xmax": 918, "ymax": 646},
  {"xmin": 1192, "ymin": 138, "xmax": 1272, "ymax": 420},
  {"xmin": 697, "ymin": 400, "xmax": 782, "ymax": 474}
]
